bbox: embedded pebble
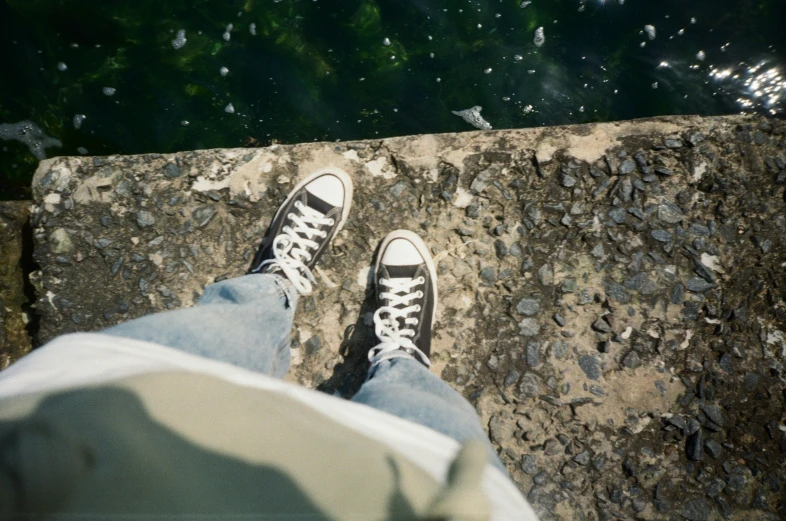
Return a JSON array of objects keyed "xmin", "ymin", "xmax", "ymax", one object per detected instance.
[
  {"xmin": 685, "ymin": 277, "xmax": 715, "ymax": 292},
  {"xmin": 618, "ymin": 159, "xmax": 636, "ymax": 175},
  {"xmin": 658, "ymin": 203, "xmax": 684, "ymax": 224},
  {"xmin": 526, "ymin": 341, "xmax": 541, "ymax": 367},
  {"xmin": 518, "ymin": 318, "xmax": 540, "ymax": 337},
  {"xmin": 538, "ymin": 263, "xmax": 554, "ymax": 285},
  {"xmin": 681, "ymin": 498, "xmax": 710, "ymax": 521},
  {"xmin": 521, "ymin": 454, "xmax": 538, "ymax": 475},
  {"xmin": 578, "ymin": 355, "xmax": 601, "ymax": 380},
  {"xmin": 651, "ymin": 229, "xmax": 672, "ymax": 243},
  {"xmin": 516, "ymin": 298, "xmax": 541, "ymax": 316},
  {"xmin": 136, "ymin": 210, "xmax": 156, "ymax": 228},
  {"xmin": 518, "ymin": 372, "xmax": 542, "ymax": 397}
]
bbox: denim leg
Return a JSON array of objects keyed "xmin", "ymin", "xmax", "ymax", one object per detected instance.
[
  {"xmin": 351, "ymin": 357, "xmax": 506, "ymax": 473},
  {"xmin": 103, "ymin": 274, "xmax": 297, "ymax": 378}
]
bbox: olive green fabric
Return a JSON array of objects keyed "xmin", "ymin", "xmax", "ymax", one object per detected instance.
[{"xmin": 0, "ymin": 372, "xmax": 490, "ymax": 521}]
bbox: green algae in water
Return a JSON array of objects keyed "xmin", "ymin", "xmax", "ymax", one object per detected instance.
[{"xmin": 1, "ymin": 0, "xmax": 785, "ymax": 199}]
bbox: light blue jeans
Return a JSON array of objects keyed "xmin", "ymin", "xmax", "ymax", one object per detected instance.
[{"xmin": 104, "ymin": 274, "xmax": 505, "ymax": 471}]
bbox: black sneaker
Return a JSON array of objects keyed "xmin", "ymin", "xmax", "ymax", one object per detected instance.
[
  {"xmin": 369, "ymin": 230, "xmax": 438, "ymax": 367},
  {"xmin": 249, "ymin": 167, "xmax": 353, "ymax": 294}
]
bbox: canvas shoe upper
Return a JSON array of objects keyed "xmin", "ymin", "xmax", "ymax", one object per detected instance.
[
  {"xmin": 249, "ymin": 167, "xmax": 353, "ymax": 295},
  {"xmin": 369, "ymin": 230, "xmax": 438, "ymax": 367}
]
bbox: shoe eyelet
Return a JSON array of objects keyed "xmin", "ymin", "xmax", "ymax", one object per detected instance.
[
  {"xmin": 327, "ymin": 218, "xmax": 335, "ymax": 225},
  {"xmin": 417, "ymin": 276, "xmax": 425, "ymax": 284},
  {"xmin": 414, "ymin": 305, "xmax": 421, "ymax": 312},
  {"xmin": 413, "ymin": 319, "xmax": 419, "ymax": 326},
  {"xmin": 416, "ymin": 291, "xmax": 423, "ymax": 298}
]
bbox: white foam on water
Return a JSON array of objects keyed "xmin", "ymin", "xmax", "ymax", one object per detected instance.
[
  {"xmin": 250, "ymin": 23, "xmax": 257, "ymax": 36},
  {"xmin": 644, "ymin": 25, "xmax": 656, "ymax": 40},
  {"xmin": 57, "ymin": 62, "xmax": 68, "ymax": 71},
  {"xmin": 451, "ymin": 106, "xmax": 492, "ymax": 130},
  {"xmin": 103, "ymin": 87, "xmax": 116, "ymax": 96},
  {"xmin": 697, "ymin": 50, "xmax": 706, "ymax": 61},
  {"xmin": 514, "ymin": 54, "xmax": 523, "ymax": 62},
  {"xmin": 0, "ymin": 120, "xmax": 62, "ymax": 160},
  {"xmin": 220, "ymin": 66, "xmax": 229, "ymax": 76},
  {"xmin": 77, "ymin": 147, "xmax": 88, "ymax": 155},
  {"xmin": 223, "ymin": 23, "xmax": 233, "ymax": 42},
  {"xmin": 383, "ymin": 37, "xmax": 391, "ymax": 46},
  {"xmin": 484, "ymin": 68, "xmax": 492, "ymax": 74},
  {"xmin": 73, "ymin": 114, "xmax": 86, "ymax": 129},
  {"xmin": 534, "ymin": 27, "xmax": 545, "ymax": 47},
  {"xmin": 172, "ymin": 30, "xmax": 187, "ymax": 50},
  {"xmin": 225, "ymin": 103, "xmax": 235, "ymax": 114}
]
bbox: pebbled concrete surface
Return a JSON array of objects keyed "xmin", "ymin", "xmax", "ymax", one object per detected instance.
[{"xmin": 27, "ymin": 115, "xmax": 786, "ymax": 520}]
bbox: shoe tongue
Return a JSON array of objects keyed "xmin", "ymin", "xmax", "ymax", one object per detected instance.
[
  {"xmin": 304, "ymin": 192, "xmax": 334, "ymax": 217},
  {"xmin": 384, "ymin": 264, "xmax": 420, "ymax": 279}
]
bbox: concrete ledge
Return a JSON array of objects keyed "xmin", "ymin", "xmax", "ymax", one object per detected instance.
[
  {"xmin": 0, "ymin": 201, "xmax": 32, "ymax": 368},
  {"xmin": 28, "ymin": 115, "xmax": 786, "ymax": 520}
]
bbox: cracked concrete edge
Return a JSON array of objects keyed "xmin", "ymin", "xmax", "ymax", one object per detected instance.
[{"xmin": 0, "ymin": 201, "xmax": 33, "ymax": 369}]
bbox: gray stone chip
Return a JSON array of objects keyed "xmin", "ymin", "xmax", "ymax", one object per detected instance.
[
  {"xmin": 136, "ymin": 210, "xmax": 156, "ymax": 228},
  {"xmin": 516, "ymin": 298, "xmax": 541, "ymax": 316},
  {"xmin": 681, "ymin": 497, "xmax": 711, "ymax": 521},
  {"xmin": 618, "ymin": 159, "xmax": 636, "ymax": 175},
  {"xmin": 651, "ymin": 229, "xmax": 672, "ymax": 243},
  {"xmin": 657, "ymin": 203, "xmax": 683, "ymax": 224},
  {"xmin": 518, "ymin": 318, "xmax": 540, "ymax": 337},
  {"xmin": 578, "ymin": 355, "xmax": 601, "ymax": 380},
  {"xmin": 685, "ymin": 277, "xmax": 715, "ymax": 292}
]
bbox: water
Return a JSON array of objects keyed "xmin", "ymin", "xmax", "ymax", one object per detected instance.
[{"xmin": 1, "ymin": 0, "xmax": 785, "ymax": 199}]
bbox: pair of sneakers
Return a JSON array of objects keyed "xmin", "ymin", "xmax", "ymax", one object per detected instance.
[{"xmin": 249, "ymin": 168, "xmax": 436, "ymax": 368}]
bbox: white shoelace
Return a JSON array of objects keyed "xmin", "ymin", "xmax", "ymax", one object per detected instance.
[
  {"xmin": 253, "ymin": 200, "xmax": 334, "ymax": 295},
  {"xmin": 369, "ymin": 276, "xmax": 431, "ymax": 367}
]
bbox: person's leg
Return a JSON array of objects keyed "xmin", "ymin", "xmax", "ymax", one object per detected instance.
[
  {"xmin": 352, "ymin": 358, "xmax": 506, "ymax": 473},
  {"xmin": 102, "ymin": 166, "xmax": 354, "ymax": 378},
  {"xmin": 357, "ymin": 230, "xmax": 506, "ymax": 473},
  {"xmin": 103, "ymin": 274, "xmax": 297, "ymax": 377}
]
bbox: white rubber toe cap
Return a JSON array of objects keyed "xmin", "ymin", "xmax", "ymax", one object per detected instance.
[
  {"xmin": 305, "ymin": 175, "xmax": 346, "ymax": 208},
  {"xmin": 381, "ymin": 238, "xmax": 423, "ymax": 266}
]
